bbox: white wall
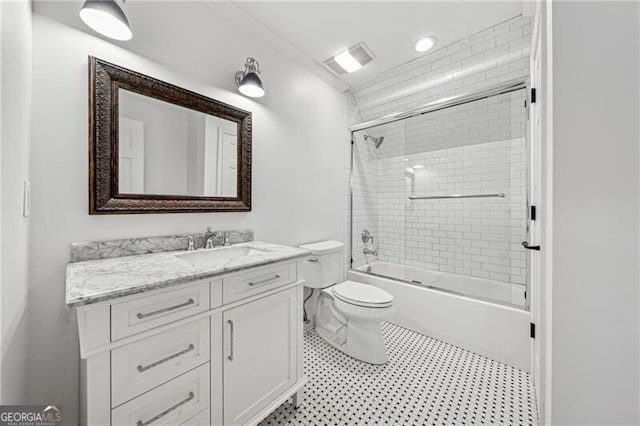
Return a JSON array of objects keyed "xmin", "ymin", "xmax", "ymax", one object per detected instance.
[
  {"xmin": 0, "ymin": 0, "xmax": 31, "ymax": 405},
  {"xmin": 551, "ymin": 1, "xmax": 640, "ymax": 424},
  {"xmin": 29, "ymin": 12, "xmax": 347, "ymax": 423}
]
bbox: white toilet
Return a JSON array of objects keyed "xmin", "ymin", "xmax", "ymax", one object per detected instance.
[{"xmin": 300, "ymin": 241, "xmax": 394, "ymax": 364}]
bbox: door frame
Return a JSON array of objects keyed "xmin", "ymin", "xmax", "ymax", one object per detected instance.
[
  {"xmin": 529, "ymin": 0, "xmax": 543, "ymax": 410},
  {"xmin": 529, "ymin": 0, "xmax": 555, "ymax": 423}
]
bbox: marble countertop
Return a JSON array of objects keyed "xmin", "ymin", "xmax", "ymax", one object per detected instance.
[{"xmin": 66, "ymin": 241, "xmax": 310, "ymax": 308}]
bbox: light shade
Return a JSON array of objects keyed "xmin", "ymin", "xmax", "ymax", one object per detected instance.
[
  {"xmin": 414, "ymin": 36, "xmax": 437, "ymax": 53},
  {"xmin": 79, "ymin": 0, "xmax": 132, "ymax": 41},
  {"xmin": 235, "ymin": 58, "xmax": 265, "ymax": 98},
  {"xmin": 334, "ymin": 50, "xmax": 362, "ymax": 73},
  {"xmin": 238, "ymin": 72, "xmax": 265, "ymax": 98}
]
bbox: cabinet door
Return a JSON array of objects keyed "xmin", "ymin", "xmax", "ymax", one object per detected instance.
[{"xmin": 223, "ymin": 288, "xmax": 297, "ymax": 425}]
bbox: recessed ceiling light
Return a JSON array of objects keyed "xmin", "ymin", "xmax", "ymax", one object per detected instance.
[
  {"xmin": 334, "ymin": 50, "xmax": 362, "ymax": 73},
  {"xmin": 413, "ymin": 36, "xmax": 437, "ymax": 53}
]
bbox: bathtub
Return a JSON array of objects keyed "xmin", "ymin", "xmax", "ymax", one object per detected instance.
[
  {"xmin": 348, "ymin": 261, "xmax": 531, "ymax": 372},
  {"xmin": 356, "ymin": 260, "xmax": 526, "ymax": 308}
]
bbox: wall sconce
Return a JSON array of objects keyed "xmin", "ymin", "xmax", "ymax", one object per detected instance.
[
  {"xmin": 79, "ymin": 0, "xmax": 132, "ymax": 41},
  {"xmin": 234, "ymin": 57, "xmax": 265, "ymax": 98}
]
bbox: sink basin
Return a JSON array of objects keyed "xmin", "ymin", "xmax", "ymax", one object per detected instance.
[{"xmin": 176, "ymin": 246, "xmax": 268, "ymax": 267}]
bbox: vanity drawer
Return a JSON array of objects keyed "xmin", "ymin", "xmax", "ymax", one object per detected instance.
[
  {"xmin": 111, "ymin": 363, "xmax": 210, "ymax": 426},
  {"xmin": 222, "ymin": 262, "xmax": 297, "ymax": 304},
  {"xmin": 111, "ymin": 318, "xmax": 210, "ymax": 407},
  {"xmin": 181, "ymin": 408, "xmax": 210, "ymax": 425},
  {"xmin": 111, "ymin": 282, "xmax": 209, "ymax": 341}
]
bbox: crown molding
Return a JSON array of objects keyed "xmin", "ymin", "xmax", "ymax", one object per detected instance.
[
  {"xmin": 521, "ymin": 0, "xmax": 535, "ymax": 17},
  {"xmin": 205, "ymin": 1, "xmax": 349, "ymax": 93}
]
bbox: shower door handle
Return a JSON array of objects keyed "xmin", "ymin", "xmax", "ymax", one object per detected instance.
[{"xmin": 522, "ymin": 241, "xmax": 540, "ymax": 251}]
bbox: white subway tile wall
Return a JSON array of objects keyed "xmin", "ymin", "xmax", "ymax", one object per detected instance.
[
  {"xmin": 350, "ymin": 15, "xmax": 531, "ymax": 122},
  {"xmin": 345, "ymin": 15, "xmax": 531, "ymax": 294},
  {"xmin": 351, "ymin": 136, "xmax": 380, "ymax": 268},
  {"xmin": 345, "ymin": 93, "xmax": 379, "ymax": 270},
  {"xmin": 377, "ymin": 138, "xmax": 527, "ymax": 284}
]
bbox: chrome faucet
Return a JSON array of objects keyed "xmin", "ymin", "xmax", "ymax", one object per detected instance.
[
  {"xmin": 363, "ymin": 247, "xmax": 378, "ymax": 256},
  {"xmin": 204, "ymin": 227, "xmax": 228, "ymax": 248},
  {"xmin": 362, "ymin": 229, "xmax": 374, "ymax": 244},
  {"xmin": 362, "ymin": 229, "xmax": 377, "ymax": 256}
]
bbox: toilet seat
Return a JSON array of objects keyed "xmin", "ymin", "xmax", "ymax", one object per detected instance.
[{"xmin": 332, "ymin": 281, "xmax": 394, "ymax": 308}]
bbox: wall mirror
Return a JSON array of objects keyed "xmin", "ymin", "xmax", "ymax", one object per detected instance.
[{"xmin": 89, "ymin": 57, "xmax": 252, "ymax": 214}]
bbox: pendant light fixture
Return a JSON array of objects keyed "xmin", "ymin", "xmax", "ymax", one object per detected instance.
[
  {"xmin": 234, "ymin": 57, "xmax": 265, "ymax": 98},
  {"xmin": 79, "ymin": 0, "xmax": 133, "ymax": 41}
]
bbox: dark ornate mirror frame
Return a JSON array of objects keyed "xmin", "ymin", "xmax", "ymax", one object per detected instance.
[{"xmin": 88, "ymin": 57, "xmax": 252, "ymax": 214}]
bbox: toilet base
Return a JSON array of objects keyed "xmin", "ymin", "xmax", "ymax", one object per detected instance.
[
  {"xmin": 315, "ymin": 291, "xmax": 393, "ymax": 365},
  {"xmin": 320, "ymin": 322, "xmax": 389, "ymax": 365}
]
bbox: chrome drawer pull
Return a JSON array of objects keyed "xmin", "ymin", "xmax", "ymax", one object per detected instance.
[
  {"xmin": 136, "ymin": 391, "xmax": 195, "ymax": 426},
  {"xmin": 136, "ymin": 298, "xmax": 195, "ymax": 319},
  {"xmin": 227, "ymin": 320, "xmax": 234, "ymax": 361},
  {"xmin": 136, "ymin": 344, "xmax": 195, "ymax": 372},
  {"xmin": 248, "ymin": 274, "xmax": 281, "ymax": 287}
]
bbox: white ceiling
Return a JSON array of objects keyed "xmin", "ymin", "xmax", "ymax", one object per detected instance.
[
  {"xmin": 235, "ymin": 1, "xmax": 526, "ymax": 87},
  {"xmin": 33, "ymin": 1, "xmax": 528, "ymax": 91}
]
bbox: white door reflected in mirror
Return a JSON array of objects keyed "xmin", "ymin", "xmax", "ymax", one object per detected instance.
[
  {"xmin": 203, "ymin": 116, "xmax": 238, "ymax": 198},
  {"xmin": 118, "ymin": 117, "xmax": 144, "ymax": 193},
  {"xmin": 118, "ymin": 89, "xmax": 238, "ymax": 197}
]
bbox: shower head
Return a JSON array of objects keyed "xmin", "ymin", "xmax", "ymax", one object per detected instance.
[{"xmin": 364, "ymin": 134, "xmax": 384, "ymax": 149}]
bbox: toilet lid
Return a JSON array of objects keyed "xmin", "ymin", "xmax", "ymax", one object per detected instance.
[{"xmin": 333, "ymin": 281, "xmax": 394, "ymax": 308}]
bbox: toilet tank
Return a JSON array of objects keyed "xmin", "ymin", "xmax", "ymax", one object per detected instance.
[{"xmin": 299, "ymin": 241, "xmax": 344, "ymax": 289}]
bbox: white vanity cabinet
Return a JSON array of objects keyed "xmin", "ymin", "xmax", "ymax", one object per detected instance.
[
  {"xmin": 223, "ymin": 288, "xmax": 298, "ymax": 425},
  {"xmin": 74, "ymin": 258, "xmax": 306, "ymax": 426}
]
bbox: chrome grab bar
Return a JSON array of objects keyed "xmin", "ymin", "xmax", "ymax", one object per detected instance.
[
  {"xmin": 248, "ymin": 275, "xmax": 281, "ymax": 286},
  {"xmin": 137, "ymin": 344, "xmax": 195, "ymax": 372},
  {"xmin": 136, "ymin": 298, "xmax": 195, "ymax": 319},
  {"xmin": 409, "ymin": 193, "xmax": 505, "ymax": 200},
  {"xmin": 137, "ymin": 391, "xmax": 195, "ymax": 426}
]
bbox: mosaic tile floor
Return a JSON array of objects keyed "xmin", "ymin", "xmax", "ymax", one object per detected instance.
[{"xmin": 261, "ymin": 322, "xmax": 537, "ymax": 425}]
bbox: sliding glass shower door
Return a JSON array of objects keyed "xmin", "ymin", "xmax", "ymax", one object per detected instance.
[
  {"xmin": 402, "ymin": 90, "xmax": 528, "ymax": 306},
  {"xmin": 350, "ymin": 83, "xmax": 529, "ymax": 309}
]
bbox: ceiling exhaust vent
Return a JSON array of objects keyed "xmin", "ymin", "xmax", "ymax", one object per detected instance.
[{"xmin": 324, "ymin": 43, "xmax": 375, "ymax": 75}]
